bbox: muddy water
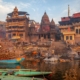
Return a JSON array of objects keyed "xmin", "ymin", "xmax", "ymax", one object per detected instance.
[
  {"xmin": 21, "ymin": 61, "xmax": 71, "ymax": 71},
  {"xmin": 0, "ymin": 60, "xmax": 80, "ymax": 80},
  {"xmin": 0, "ymin": 60, "xmax": 80, "ymax": 73}
]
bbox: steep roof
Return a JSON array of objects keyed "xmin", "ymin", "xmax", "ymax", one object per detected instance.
[
  {"xmin": 50, "ymin": 19, "xmax": 55, "ymax": 25},
  {"xmin": 41, "ymin": 12, "xmax": 50, "ymax": 24}
]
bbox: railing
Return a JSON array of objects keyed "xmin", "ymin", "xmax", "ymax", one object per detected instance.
[
  {"xmin": 62, "ymin": 31, "xmax": 75, "ymax": 34},
  {"xmin": 59, "ymin": 25, "xmax": 71, "ymax": 28},
  {"xmin": 6, "ymin": 16, "xmax": 27, "ymax": 20},
  {"xmin": 6, "ymin": 28, "xmax": 25, "ymax": 32},
  {"xmin": 6, "ymin": 22, "xmax": 25, "ymax": 27},
  {"xmin": 73, "ymin": 22, "xmax": 80, "ymax": 26}
]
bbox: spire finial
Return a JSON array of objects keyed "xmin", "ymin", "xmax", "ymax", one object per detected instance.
[
  {"xmin": 44, "ymin": 11, "xmax": 46, "ymax": 15},
  {"xmin": 68, "ymin": 5, "xmax": 70, "ymax": 17}
]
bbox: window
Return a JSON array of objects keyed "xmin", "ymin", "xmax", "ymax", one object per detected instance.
[
  {"xmin": 19, "ymin": 34, "xmax": 23, "ymax": 37},
  {"xmin": 76, "ymin": 29, "xmax": 78, "ymax": 34},
  {"xmin": 66, "ymin": 36, "xmax": 69, "ymax": 40},
  {"xmin": 70, "ymin": 36, "xmax": 72, "ymax": 40},
  {"xmin": 13, "ymin": 33, "xmax": 16, "ymax": 36},
  {"xmin": 19, "ymin": 27, "xmax": 23, "ymax": 28}
]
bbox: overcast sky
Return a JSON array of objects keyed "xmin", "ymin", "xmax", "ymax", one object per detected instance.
[{"xmin": 0, "ymin": 0, "xmax": 80, "ymax": 24}]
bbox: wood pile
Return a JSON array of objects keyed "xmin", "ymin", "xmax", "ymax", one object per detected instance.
[
  {"xmin": 0, "ymin": 52, "xmax": 19, "ymax": 60},
  {"xmin": 0, "ymin": 39, "xmax": 23, "ymax": 60}
]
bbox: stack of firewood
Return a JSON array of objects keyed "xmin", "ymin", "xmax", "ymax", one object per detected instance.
[{"xmin": 0, "ymin": 52, "xmax": 19, "ymax": 60}]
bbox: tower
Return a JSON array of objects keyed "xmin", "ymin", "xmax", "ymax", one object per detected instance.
[
  {"xmin": 50, "ymin": 19, "xmax": 55, "ymax": 27},
  {"xmin": 29, "ymin": 21, "xmax": 35, "ymax": 32},
  {"xmin": 40, "ymin": 12, "xmax": 50, "ymax": 32},
  {"xmin": 6, "ymin": 7, "xmax": 29, "ymax": 41},
  {"xmin": 50, "ymin": 19, "xmax": 56, "ymax": 31},
  {"xmin": 12, "ymin": 6, "xmax": 18, "ymax": 17}
]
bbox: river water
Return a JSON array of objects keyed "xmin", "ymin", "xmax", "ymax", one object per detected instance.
[
  {"xmin": 0, "ymin": 60, "xmax": 80, "ymax": 79},
  {"xmin": 0, "ymin": 60, "xmax": 80, "ymax": 72}
]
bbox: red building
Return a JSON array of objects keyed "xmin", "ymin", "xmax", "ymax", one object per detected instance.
[{"xmin": 59, "ymin": 12, "xmax": 80, "ymax": 44}]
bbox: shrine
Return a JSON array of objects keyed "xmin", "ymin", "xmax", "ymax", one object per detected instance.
[{"xmin": 6, "ymin": 7, "xmax": 29, "ymax": 41}]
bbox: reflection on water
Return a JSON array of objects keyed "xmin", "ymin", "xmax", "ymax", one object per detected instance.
[
  {"xmin": 0, "ymin": 60, "xmax": 80, "ymax": 79},
  {"xmin": 21, "ymin": 60, "xmax": 80, "ymax": 72},
  {"xmin": 0, "ymin": 60, "xmax": 80, "ymax": 72},
  {"xmin": 0, "ymin": 63, "xmax": 24, "ymax": 69}
]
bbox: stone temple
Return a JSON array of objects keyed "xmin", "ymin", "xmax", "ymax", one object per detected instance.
[{"xmin": 6, "ymin": 7, "xmax": 59, "ymax": 42}]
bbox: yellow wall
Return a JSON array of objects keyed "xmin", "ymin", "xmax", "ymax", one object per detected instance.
[{"xmin": 64, "ymin": 34, "xmax": 75, "ymax": 44}]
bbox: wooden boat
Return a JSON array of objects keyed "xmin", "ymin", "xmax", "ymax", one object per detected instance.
[
  {"xmin": 14, "ymin": 70, "xmax": 52, "ymax": 77},
  {"xmin": 44, "ymin": 55, "xmax": 59, "ymax": 62},
  {"xmin": 0, "ymin": 69, "xmax": 52, "ymax": 77},
  {"xmin": 0, "ymin": 58, "xmax": 25, "ymax": 64},
  {"xmin": 0, "ymin": 75, "xmax": 43, "ymax": 80},
  {"xmin": 44, "ymin": 57, "xmax": 59, "ymax": 62}
]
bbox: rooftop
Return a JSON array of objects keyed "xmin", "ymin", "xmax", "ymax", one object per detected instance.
[{"xmin": 8, "ymin": 11, "xmax": 29, "ymax": 17}]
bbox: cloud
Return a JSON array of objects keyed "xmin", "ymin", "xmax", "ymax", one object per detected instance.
[
  {"xmin": 0, "ymin": 0, "xmax": 80, "ymax": 24},
  {"xmin": 0, "ymin": 0, "xmax": 2, "ymax": 2},
  {"xmin": 0, "ymin": 0, "xmax": 31, "ymax": 21},
  {"xmin": 0, "ymin": 1, "xmax": 15, "ymax": 21}
]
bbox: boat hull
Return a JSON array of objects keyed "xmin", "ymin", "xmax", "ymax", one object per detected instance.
[
  {"xmin": 14, "ymin": 70, "xmax": 52, "ymax": 77},
  {"xmin": 0, "ymin": 75, "xmax": 43, "ymax": 80},
  {"xmin": 0, "ymin": 58, "xmax": 25, "ymax": 64},
  {"xmin": 44, "ymin": 57, "xmax": 59, "ymax": 62}
]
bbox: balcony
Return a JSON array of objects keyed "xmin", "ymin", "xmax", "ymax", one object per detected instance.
[
  {"xmin": 6, "ymin": 16, "xmax": 27, "ymax": 20},
  {"xmin": 62, "ymin": 31, "xmax": 75, "ymax": 35},
  {"xmin": 6, "ymin": 28, "xmax": 25, "ymax": 32},
  {"xmin": 73, "ymin": 22, "xmax": 80, "ymax": 26},
  {"xmin": 59, "ymin": 25, "xmax": 71, "ymax": 29},
  {"xmin": 6, "ymin": 22, "xmax": 25, "ymax": 27}
]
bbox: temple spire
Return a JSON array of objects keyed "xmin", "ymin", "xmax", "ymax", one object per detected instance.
[
  {"xmin": 68, "ymin": 5, "xmax": 70, "ymax": 17},
  {"xmin": 50, "ymin": 19, "xmax": 55, "ymax": 25}
]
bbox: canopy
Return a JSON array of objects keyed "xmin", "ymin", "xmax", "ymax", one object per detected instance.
[{"xmin": 11, "ymin": 36, "xmax": 20, "ymax": 40}]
